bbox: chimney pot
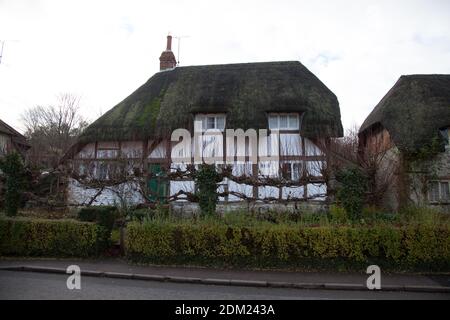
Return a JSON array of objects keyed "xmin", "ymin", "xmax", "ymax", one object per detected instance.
[{"xmin": 166, "ymin": 35, "xmax": 172, "ymax": 51}]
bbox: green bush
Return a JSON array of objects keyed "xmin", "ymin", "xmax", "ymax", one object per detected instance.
[
  {"xmin": 398, "ymin": 206, "xmax": 448, "ymax": 226},
  {"xmin": 194, "ymin": 164, "xmax": 221, "ymax": 216},
  {"xmin": 329, "ymin": 205, "xmax": 349, "ymax": 224},
  {"xmin": 78, "ymin": 206, "xmax": 118, "ymax": 247},
  {"xmin": 125, "ymin": 220, "xmax": 450, "ymax": 271},
  {"xmin": 335, "ymin": 167, "xmax": 368, "ymax": 220},
  {"xmin": 0, "ymin": 217, "xmax": 106, "ymax": 257},
  {"xmin": 130, "ymin": 208, "xmax": 153, "ymax": 222},
  {"xmin": 0, "ymin": 153, "xmax": 27, "ymax": 216}
]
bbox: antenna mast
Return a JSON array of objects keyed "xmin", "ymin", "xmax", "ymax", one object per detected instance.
[
  {"xmin": 0, "ymin": 40, "xmax": 18, "ymax": 65},
  {"xmin": 0, "ymin": 41, "xmax": 5, "ymax": 64},
  {"xmin": 173, "ymin": 35, "xmax": 190, "ymax": 66}
]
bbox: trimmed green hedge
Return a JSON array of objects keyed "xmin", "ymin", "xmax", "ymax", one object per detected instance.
[
  {"xmin": 77, "ymin": 206, "xmax": 117, "ymax": 246},
  {"xmin": 0, "ymin": 217, "xmax": 107, "ymax": 257},
  {"xmin": 126, "ymin": 222, "xmax": 450, "ymax": 270}
]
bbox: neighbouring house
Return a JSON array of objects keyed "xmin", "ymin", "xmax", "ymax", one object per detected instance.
[
  {"xmin": 64, "ymin": 35, "xmax": 343, "ymax": 212},
  {"xmin": 0, "ymin": 119, "xmax": 30, "ymax": 159},
  {"xmin": 0, "ymin": 119, "xmax": 30, "ymax": 207},
  {"xmin": 359, "ymin": 75, "xmax": 450, "ymax": 213}
]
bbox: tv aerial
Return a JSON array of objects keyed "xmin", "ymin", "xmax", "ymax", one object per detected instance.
[
  {"xmin": 0, "ymin": 40, "xmax": 19, "ymax": 65},
  {"xmin": 173, "ymin": 35, "xmax": 190, "ymax": 66},
  {"xmin": 0, "ymin": 41, "xmax": 5, "ymax": 64}
]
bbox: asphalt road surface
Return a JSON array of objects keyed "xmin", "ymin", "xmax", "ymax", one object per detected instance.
[{"xmin": 0, "ymin": 271, "xmax": 449, "ymax": 300}]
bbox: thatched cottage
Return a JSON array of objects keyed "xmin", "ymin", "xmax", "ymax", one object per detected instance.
[
  {"xmin": 359, "ymin": 75, "xmax": 450, "ymax": 213},
  {"xmin": 65, "ymin": 36, "xmax": 343, "ymax": 211}
]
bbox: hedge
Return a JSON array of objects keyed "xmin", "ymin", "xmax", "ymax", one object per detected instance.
[
  {"xmin": 77, "ymin": 206, "xmax": 117, "ymax": 246},
  {"xmin": 0, "ymin": 217, "xmax": 107, "ymax": 257},
  {"xmin": 126, "ymin": 222, "xmax": 450, "ymax": 270}
]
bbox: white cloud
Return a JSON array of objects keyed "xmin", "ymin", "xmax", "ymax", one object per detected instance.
[{"xmin": 0, "ymin": 0, "xmax": 449, "ymax": 133}]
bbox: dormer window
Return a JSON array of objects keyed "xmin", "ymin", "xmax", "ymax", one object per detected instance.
[
  {"xmin": 268, "ymin": 113, "xmax": 299, "ymax": 130},
  {"xmin": 195, "ymin": 114, "xmax": 226, "ymax": 131}
]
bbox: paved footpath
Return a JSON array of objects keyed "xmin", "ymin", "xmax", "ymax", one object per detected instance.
[{"xmin": 0, "ymin": 258, "xmax": 449, "ymax": 293}]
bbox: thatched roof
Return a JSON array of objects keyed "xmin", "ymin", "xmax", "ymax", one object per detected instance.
[
  {"xmin": 360, "ymin": 75, "xmax": 450, "ymax": 153},
  {"xmin": 79, "ymin": 61, "xmax": 343, "ymax": 144}
]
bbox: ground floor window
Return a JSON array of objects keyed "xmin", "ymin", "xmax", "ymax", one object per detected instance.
[{"xmin": 428, "ymin": 180, "xmax": 450, "ymax": 203}]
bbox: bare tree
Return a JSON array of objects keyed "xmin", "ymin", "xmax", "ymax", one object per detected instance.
[
  {"xmin": 21, "ymin": 93, "xmax": 90, "ymax": 169},
  {"xmin": 318, "ymin": 125, "xmax": 398, "ymax": 208}
]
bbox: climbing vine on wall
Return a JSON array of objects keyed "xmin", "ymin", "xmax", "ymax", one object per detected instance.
[
  {"xmin": 403, "ymin": 135, "xmax": 444, "ymax": 163},
  {"xmin": 194, "ymin": 164, "xmax": 222, "ymax": 216}
]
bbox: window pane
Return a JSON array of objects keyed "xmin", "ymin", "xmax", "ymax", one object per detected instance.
[
  {"xmin": 279, "ymin": 115, "xmax": 288, "ymax": 129},
  {"xmin": 292, "ymin": 162, "xmax": 302, "ymax": 181},
  {"xmin": 98, "ymin": 162, "xmax": 108, "ymax": 180},
  {"xmin": 97, "ymin": 149, "xmax": 118, "ymax": 158},
  {"xmin": 288, "ymin": 115, "xmax": 299, "ymax": 129},
  {"xmin": 78, "ymin": 163, "xmax": 87, "ymax": 176},
  {"xmin": 441, "ymin": 182, "xmax": 450, "ymax": 201},
  {"xmin": 280, "ymin": 134, "xmax": 301, "ymax": 156},
  {"xmin": 268, "ymin": 115, "xmax": 278, "ymax": 129},
  {"xmin": 207, "ymin": 117, "xmax": 215, "ymax": 129},
  {"xmin": 216, "ymin": 116, "xmax": 225, "ymax": 130},
  {"xmin": 428, "ymin": 182, "xmax": 440, "ymax": 202},
  {"xmin": 281, "ymin": 162, "xmax": 291, "ymax": 180},
  {"xmin": 201, "ymin": 117, "xmax": 207, "ymax": 130}
]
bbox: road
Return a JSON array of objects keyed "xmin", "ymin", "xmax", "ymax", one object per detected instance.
[{"xmin": 0, "ymin": 271, "xmax": 449, "ymax": 300}]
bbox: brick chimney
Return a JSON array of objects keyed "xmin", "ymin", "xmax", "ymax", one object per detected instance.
[{"xmin": 159, "ymin": 35, "xmax": 177, "ymax": 71}]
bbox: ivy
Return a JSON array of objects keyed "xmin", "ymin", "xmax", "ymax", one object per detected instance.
[
  {"xmin": 335, "ymin": 167, "xmax": 368, "ymax": 220},
  {"xmin": 403, "ymin": 134, "xmax": 444, "ymax": 163},
  {"xmin": 194, "ymin": 164, "xmax": 222, "ymax": 217}
]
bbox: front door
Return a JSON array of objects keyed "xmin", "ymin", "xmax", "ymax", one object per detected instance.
[{"xmin": 147, "ymin": 163, "xmax": 168, "ymax": 203}]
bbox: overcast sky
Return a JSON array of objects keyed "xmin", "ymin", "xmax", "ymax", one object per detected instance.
[{"xmin": 1, "ymin": 0, "xmax": 449, "ymax": 134}]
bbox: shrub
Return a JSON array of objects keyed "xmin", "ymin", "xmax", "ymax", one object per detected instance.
[
  {"xmin": 0, "ymin": 153, "xmax": 27, "ymax": 216},
  {"xmin": 0, "ymin": 217, "xmax": 106, "ymax": 257},
  {"xmin": 194, "ymin": 164, "xmax": 221, "ymax": 216},
  {"xmin": 335, "ymin": 167, "xmax": 368, "ymax": 220},
  {"xmin": 125, "ymin": 220, "xmax": 450, "ymax": 271},
  {"xmin": 78, "ymin": 206, "xmax": 116, "ymax": 227},
  {"xmin": 398, "ymin": 206, "xmax": 448, "ymax": 226},
  {"xmin": 329, "ymin": 205, "xmax": 348, "ymax": 224},
  {"xmin": 77, "ymin": 206, "xmax": 117, "ymax": 247},
  {"xmin": 130, "ymin": 208, "xmax": 154, "ymax": 222}
]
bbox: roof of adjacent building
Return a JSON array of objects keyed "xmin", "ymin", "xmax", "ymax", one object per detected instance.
[
  {"xmin": 0, "ymin": 119, "xmax": 29, "ymax": 147},
  {"xmin": 78, "ymin": 61, "xmax": 343, "ymax": 144},
  {"xmin": 360, "ymin": 74, "xmax": 450, "ymax": 153}
]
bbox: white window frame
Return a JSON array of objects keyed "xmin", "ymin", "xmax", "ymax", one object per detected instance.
[
  {"xmin": 268, "ymin": 113, "xmax": 300, "ymax": 130},
  {"xmin": 428, "ymin": 180, "xmax": 450, "ymax": 203},
  {"xmin": 195, "ymin": 114, "xmax": 226, "ymax": 132}
]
